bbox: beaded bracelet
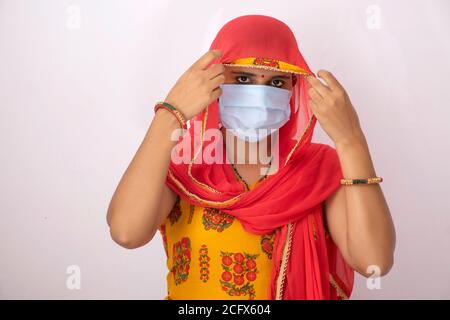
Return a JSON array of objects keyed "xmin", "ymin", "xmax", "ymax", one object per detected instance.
[
  {"xmin": 340, "ymin": 177, "xmax": 383, "ymax": 186},
  {"xmin": 154, "ymin": 101, "xmax": 187, "ymax": 129}
]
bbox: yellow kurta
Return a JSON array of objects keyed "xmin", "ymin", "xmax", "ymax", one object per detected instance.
[{"xmin": 158, "ymin": 180, "xmax": 278, "ymax": 300}]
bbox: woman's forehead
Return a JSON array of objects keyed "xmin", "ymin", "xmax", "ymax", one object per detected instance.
[{"xmin": 224, "ymin": 65, "xmax": 291, "ymax": 78}]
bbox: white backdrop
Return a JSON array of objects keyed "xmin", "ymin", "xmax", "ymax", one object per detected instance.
[{"xmin": 1, "ymin": 0, "xmax": 449, "ymax": 299}]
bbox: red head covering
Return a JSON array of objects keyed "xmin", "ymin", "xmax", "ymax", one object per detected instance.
[{"xmin": 166, "ymin": 14, "xmax": 354, "ymax": 299}]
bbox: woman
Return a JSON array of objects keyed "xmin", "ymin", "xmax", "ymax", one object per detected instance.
[{"xmin": 107, "ymin": 15, "xmax": 396, "ymax": 300}]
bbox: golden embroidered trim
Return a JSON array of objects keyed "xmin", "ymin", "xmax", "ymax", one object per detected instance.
[
  {"xmin": 309, "ymin": 215, "xmax": 318, "ymax": 241},
  {"xmin": 284, "ymin": 115, "xmax": 315, "ymax": 166},
  {"xmin": 329, "ymin": 273, "xmax": 349, "ymax": 300},
  {"xmin": 223, "ymin": 57, "xmax": 311, "ymax": 75},
  {"xmin": 187, "ymin": 108, "xmax": 222, "ymax": 194},
  {"xmin": 275, "ymin": 222, "xmax": 294, "ymax": 300},
  {"xmin": 223, "ymin": 63, "xmax": 310, "ymax": 75},
  {"xmin": 168, "ymin": 169, "xmax": 243, "ymax": 207}
]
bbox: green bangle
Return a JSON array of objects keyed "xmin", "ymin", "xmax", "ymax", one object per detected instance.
[
  {"xmin": 154, "ymin": 101, "xmax": 187, "ymax": 129},
  {"xmin": 340, "ymin": 177, "xmax": 383, "ymax": 186},
  {"xmin": 157, "ymin": 102, "xmax": 186, "ymax": 121}
]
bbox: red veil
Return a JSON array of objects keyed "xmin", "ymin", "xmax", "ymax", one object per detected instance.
[{"xmin": 165, "ymin": 15, "xmax": 354, "ymax": 299}]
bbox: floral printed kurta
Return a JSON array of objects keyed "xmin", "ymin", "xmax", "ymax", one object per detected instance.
[{"xmin": 158, "ymin": 181, "xmax": 278, "ymax": 300}]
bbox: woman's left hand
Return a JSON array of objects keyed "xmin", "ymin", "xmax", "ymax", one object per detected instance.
[{"xmin": 306, "ymin": 70, "xmax": 364, "ymax": 146}]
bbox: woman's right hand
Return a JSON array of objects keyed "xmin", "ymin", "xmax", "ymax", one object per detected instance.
[{"xmin": 163, "ymin": 49, "xmax": 225, "ymax": 121}]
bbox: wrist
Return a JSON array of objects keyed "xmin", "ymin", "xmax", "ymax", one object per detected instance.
[
  {"xmin": 147, "ymin": 109, "xmax": 185, "ymax": 150},
  {"xmin": 335, "ymin": 130, "xmax": 367, "ymax": 150}
]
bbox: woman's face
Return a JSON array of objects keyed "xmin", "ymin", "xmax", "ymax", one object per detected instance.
[{"xmin": 223, "ymin": 66, "xmax": 295, "ymax": 90}]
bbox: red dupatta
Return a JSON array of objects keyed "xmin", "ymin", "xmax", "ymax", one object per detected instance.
[{"xmin": 165, "ymin": 14, "xmax": 354, "ymax": 299}]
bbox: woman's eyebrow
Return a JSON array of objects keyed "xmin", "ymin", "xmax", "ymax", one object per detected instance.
[
  {"xmin": 231, "ymin": 71, "xmax": 291, "ymax": 79},
  {"xmin": 231, "ymin": 71, "xmax": 258, "ymax": 77}
]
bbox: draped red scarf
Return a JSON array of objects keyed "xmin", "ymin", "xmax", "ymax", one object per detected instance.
[{"xmin": 165, "ymin": 14, "xmax": 354, "ymax": 299}]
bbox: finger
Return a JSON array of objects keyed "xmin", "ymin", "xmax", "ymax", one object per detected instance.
[
  {"xmin": 210, "ymin": 86, "xmax": 223, "ymax": 101},
  {"xmin": 317, "ymin": 70, "xmax": 344, "ymax": 91},
  {"xmin": 208, "ymin": 73, "xmax": 225, "ymax": 91},
  {"xmin": 308, "ymin": 87, "xmax": 324, "ymax": 104},
  {"xmin": 191, "ymin": 50, "xmax": 223, "ymax": 70},
  {"xmin": 308, "ymin": 98, "xmax": 320, "ymax": 115},
  {"xmin": 306, "ymin": 75, "xmax": 330, "ymax": 98},
  {"xmin": 205, "ymin": 63, "xmax": 225, "ymax": 80}
]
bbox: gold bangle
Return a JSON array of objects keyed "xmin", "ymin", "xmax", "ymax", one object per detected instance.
[{"xmin": 340, "ymin": 177, "xmax": 383, "ymax": 186}]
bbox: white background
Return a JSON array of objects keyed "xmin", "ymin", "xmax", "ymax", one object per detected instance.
[{"xmin": 1, "ymin": 0, "xmax": 449, "ymax": 299}]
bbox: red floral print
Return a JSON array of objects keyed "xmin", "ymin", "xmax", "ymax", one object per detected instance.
[
  {"xmin": 234, "ymin": 253, "xmax": 244, "ymax": 263},
  {"xmin": 246, "ymin": 258, "xmax": 256, "ymax": 270},
  {"xmin": 171, "ymin": 237, "xmax": 191, "ymax": 285},
  {"xmin": 221, "ymin": 271, "xmax": 232, "ymax": 282},
  {"xmin": 254, "ymin": 57, "xmax": 280, "ymax": 69},
  {"xmin": 246, "ymin": 271, "xmax": 257, "ymax": 282},
  {"xmin": 202, "ymin": 208, "xmax": 234, "ymax": 232},
  {"xmin": 199, "ymin": 244, "xmax": 210, "ymax": 283},
  {"xmin": 219, "ymin": 251, "xmax": 259, "ymax": 300},
  {"xmin": 260, "ymin": 231, "xmax": 276, "ymax": 259},
  {"xmin": 233, "ymin": 264, "xmax": 244, "ymax": 274},
  {"xmin": 222, "ymin": 256, "xmax": 232, "ymax": 266}
]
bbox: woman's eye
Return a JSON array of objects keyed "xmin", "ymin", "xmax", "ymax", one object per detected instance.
[
  {"xmin": 236, "ymin": 76, "xmax": 251, "ymax": 84},
  {"xmin": 271, "ymin": 79, "xmax": 284, "ymax": 87}
]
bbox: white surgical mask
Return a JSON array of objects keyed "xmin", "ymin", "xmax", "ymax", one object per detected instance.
[{"xmin": 218, "ymin": 84, "xmax": 292, "ymax": 142}]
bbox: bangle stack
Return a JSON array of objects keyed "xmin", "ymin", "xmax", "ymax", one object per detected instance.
[
  {"xmin": 340, "ymin": 177, "xmax": 383, "ymax": 186},
  {"xmin": 154, "ymin": 101, "xmax": 187, "ymax": 129}
]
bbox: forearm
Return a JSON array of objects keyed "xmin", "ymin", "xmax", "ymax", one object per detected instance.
[
  {"xmin": 107, "ymin": 110, "xmax": 180, "ymax": 245},
  {"xmin": 335, "ymin": 133, "xmax": 396, "ymax": 275}
]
